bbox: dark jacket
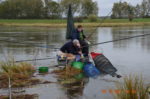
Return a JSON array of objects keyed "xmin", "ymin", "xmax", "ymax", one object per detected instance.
[
  {"xmin": 60, "ymin": 41, "xmax": 81, "ymax": 55},
  {"xmin": 72, "ymin": 29, "xmax": 86, "ymax": 40}
]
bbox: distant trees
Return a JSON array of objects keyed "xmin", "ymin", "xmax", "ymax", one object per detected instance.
[
  {"xmin": 46, "ymin": 1, "xmax": 62, "ymax": 18},
  {"xmin": 111, "ymin": 1, "xmax": 135, "ymax": 20},
  {"xmin": 0, "ymin": 0, "xmax": 44, "ymax": 19},
  {"xmin": 60, "ymin": 0, "xmax": 98, "ymax": 17},
  {"xmin": 81, "ymin": 0, "xmax": 98, "ymax": 17},
  {"xmin": 60, "ymin": 0, "xmax": 81, "ymax": 15},
  {"xmin": 0, "ymin": 0, "xmax": 98, "ymax": 19},
  {"xmin": 42, "ymin": 0, "xmax": 61, "ymax": 18},
  {"xmin": 111, "ymin": 0, "xmax": 150, "ymax": 19},
  {"xmin": 140, "ymin": 0, "xmax": 150, "ymax": 17}
]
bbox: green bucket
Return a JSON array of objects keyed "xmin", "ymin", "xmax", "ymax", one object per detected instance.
[
  {"xmin": 71, "ymin": 62, "xmax": 84, "ymax": 70},
  {"xmin": 38, "ymin": 67, "xmax": 49, "ymax": 73}
]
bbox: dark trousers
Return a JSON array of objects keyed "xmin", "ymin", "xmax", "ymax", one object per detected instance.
[{"xmin": 79, "ymin": 40, "xmax": 89, "ymax": 57}]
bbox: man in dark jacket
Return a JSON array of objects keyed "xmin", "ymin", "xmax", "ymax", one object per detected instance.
[
  {"xmin": 72, "ymin": 25, "xmax": 89, "ymax": 57},
  {"xmin": 72, "ymin": 25, "xmax": 86, "ymax": 40},
  {"xmin": 60, "ymin": 39, "xmax": 82, "ymax": 55}
]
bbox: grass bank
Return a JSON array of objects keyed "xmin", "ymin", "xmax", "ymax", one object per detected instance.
[{"xmin": 0, "ymin": 18, "xmax": 150, "ymax": 27}]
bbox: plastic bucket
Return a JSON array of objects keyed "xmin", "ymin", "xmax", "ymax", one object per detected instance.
[
  {"xmin": 72, "ymin": 62, "xmax": 84, "ymax": 70},
  {"xmin": 38, "ymin": 67, "xmax": 49, "ymax": 73},
  {"xmin": 83, "ymin": 62, "xmax": 100, "ymax": 78}
]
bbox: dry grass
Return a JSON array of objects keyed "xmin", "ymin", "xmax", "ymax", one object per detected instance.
[
  {"xmin": 51, "ymin": 65, "xmax": 84, "ymax": 85},
  {"xmin": 52, "ymin": 65, "xmax": 85, "ymax": 93},
  {"xmin": 114, "ymin": 75, "xmax": 149, "ymax": 99},
  {"xmin": 52, "ymin": 66, "xmax": 82, "ymax": 79},
  {"xmin": 0, "ymin": 94, "xmax": 38, "ymax": 99},
  {"xmin": 0, "ymin": 61, "xmax": 39, "ymax": 88}
]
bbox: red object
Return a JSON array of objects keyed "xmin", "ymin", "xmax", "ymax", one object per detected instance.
[{"xmin": 90, "ymin": 52, "xmax": 102, "ymax": 59}]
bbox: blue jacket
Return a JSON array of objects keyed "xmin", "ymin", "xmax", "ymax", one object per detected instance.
[{"xmin": 60, "ymin": 41, "xmax": 81, "ymax": 55}]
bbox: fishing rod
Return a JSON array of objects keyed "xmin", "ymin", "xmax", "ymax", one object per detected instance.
[
  {"xmin": 8, "ymin": 77, "xmax": 12, "ymax": 99},
  {"xmin": 0, "ymin": 39, "xmax": 60, "ymax": 50},
  {"xmin": 15, "ymin": 57, "xmax": 56, "ymax": 63},
  {"xmin": 87, "ymin": 10, "xmax": 113, "ymax": 40},
  {"xmin": 86, "ymin": 0, "xmax": 131, "ymax": 40},
  {"xmin": 14, "ymin": 33, "xmax": 150, "ymax": 62},
  {"xmin": 89, "ymin": 33, "xmax": 150, "ymax": 47}
]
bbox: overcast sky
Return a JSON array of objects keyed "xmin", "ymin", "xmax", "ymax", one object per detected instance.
[
  {"xmin": 54, "ymin": 0, "xmax": 142, "ymax": 16},
  {"xmin": 94, "ymin": 0, "xmax": 142, "ymax": 16}
]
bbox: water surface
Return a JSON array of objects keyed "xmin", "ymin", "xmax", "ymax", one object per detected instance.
[{"xmin": 0, "ymin": 26, "xmax": 150, "ymax": 99}]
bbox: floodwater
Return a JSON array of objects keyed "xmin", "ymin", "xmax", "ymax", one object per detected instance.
[{"xmin": 0, "ymin": 26, "xmax": 150, "ymax": 99}]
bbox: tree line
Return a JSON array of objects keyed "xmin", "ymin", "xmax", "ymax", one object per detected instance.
[
  {"xmin": 0, "ymin": 0, "xmax": 98, "ymax": 19},
  {"xmin": 111, "ymin": 0, "xmax": 150, "ymax": 19},
  {"xmin": 0, "ymin": 0, "xmax": 149, "ymax": 20}
]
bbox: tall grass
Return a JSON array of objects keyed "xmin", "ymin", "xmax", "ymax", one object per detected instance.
[
  {"xmin": 114, "ymin": 75, "xmax": 149, "ymax": 99},
  {"xmin": 0, "ymin": 61, "xmax": 35, "ymax": 78},
  {"xmin": 52, "ymin": 66, "xmax": 82, "ymax": 79},
  {"xmin": 0, "ymin": 60, "xmax": 36, "ymax": 88}
]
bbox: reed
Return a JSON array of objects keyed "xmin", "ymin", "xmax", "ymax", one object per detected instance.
[
  {"xmin": 52, "ymin": 66, "xmax": 82, "ymax": 79},
  {"xmin": 0, "ymin": 61, "xmax": 36, "ymax": 88},
  {"xmin": 52, "ymin": 65, "xmax": 85, "ymax": 87},
  {"xmin": 114, "ymin": 75, "xmax": 149, "ymax": 99}
]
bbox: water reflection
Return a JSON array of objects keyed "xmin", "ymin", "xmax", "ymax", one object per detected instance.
[
  {"xmin": 111, "ymin": 26, "xmax": 150, "ymax": 50},
  {"xmin": 59, "ymin": 77, "xmax": 89, "ymax": 99}
]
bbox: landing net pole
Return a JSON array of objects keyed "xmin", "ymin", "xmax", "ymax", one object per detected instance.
[{"xmin": 8, "ymin": 77, "xmax": 12, "ymax": 99}]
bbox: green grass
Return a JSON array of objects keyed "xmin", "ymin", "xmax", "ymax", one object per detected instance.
[
  {"xmin": 0, "ymin": 18, "xmax": 150, "ymax": 23},
  {"xmin": 0, "ymin": 18, "xmax": 150, "ymax": 27},
  {"xmin": 104, "ymin": 18, "xmax": 150, "ymax": 23},
  {"xmin": 0, "ymin": 19, "xmax": 67, "ymax": 24}
]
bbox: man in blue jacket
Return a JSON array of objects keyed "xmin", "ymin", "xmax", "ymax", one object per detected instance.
[{"xmin": 72, "ymin": 25, "xmax": 89, "ymax": 57}]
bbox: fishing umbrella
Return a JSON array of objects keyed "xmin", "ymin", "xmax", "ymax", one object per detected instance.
[{"xmin": 66, "ymin": 4, "xmax": 75, "ymax": 39}]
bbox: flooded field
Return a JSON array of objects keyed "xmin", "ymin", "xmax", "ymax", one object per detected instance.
[{"xmin": 0, "ymin": 26, "xmax": 150, "ymax": 99}]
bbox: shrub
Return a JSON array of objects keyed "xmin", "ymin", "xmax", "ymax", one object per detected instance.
[
  {"xmin": 74, "ymin": 17, "xmax": 84, "ymax": 23},
  {"xmin": 88, "ymin": 14, "xmax": 98, "ymax": 22}
]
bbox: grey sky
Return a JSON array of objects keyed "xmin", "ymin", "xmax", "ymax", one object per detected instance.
[
  {"xmin": 94, "ymin": 0, "xmax": 142, "ymax": 16},
  {"xmin": 54, "ymin": 0, "xmax": 142, "ymax": 16}
]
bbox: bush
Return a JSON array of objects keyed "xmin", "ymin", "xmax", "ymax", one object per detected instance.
[
  {"xmin": 74, "ymin": 17, "xmax": 84, "ymax": 23},
  {"xmin": 88, "ymin": 14, "xmax": 98, "ymax": 22}
]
